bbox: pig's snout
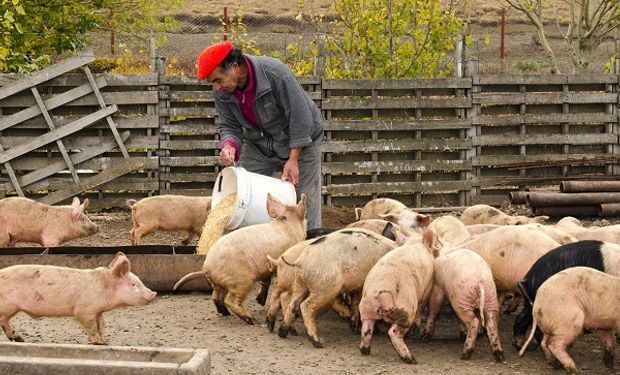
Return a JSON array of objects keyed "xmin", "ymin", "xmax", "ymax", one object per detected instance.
[
  {"xmin": 147, "ymin": 290, "xmax": 157, "ymax": 302},
  {"xmin": 89, "ymin": 223, "xmax": 100, "ymax": 235}
]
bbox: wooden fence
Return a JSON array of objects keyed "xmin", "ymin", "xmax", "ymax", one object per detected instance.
[{"xmin": 1, "ymin": 68, "xmax": 619, "ymax": 210}]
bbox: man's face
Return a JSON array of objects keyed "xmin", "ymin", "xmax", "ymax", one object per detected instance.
[{"xmin": 207, "ymin": 63, "xmax": 239, "ymax": 92}]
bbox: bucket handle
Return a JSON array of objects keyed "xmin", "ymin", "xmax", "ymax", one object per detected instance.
[{"xmin": 216, "ymin": 174, "xmax": 223, "ymax": 193}]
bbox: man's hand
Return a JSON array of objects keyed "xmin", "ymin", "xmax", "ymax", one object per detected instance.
[
  {"xmin": 282, "ymin": 148, "xmax": 301, "ymax": 185},
  {"xmin": 219, "ymin": 144, "xmax": 236, "ymax": 166}
]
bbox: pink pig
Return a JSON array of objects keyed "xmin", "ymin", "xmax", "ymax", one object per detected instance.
[
  {"xmin": 0, "ymin": 252, "xmax": 156, "ymax": 344},
  {"xmin": 0, "ymin": 196, "xmax": 99, "ymax": 247}
]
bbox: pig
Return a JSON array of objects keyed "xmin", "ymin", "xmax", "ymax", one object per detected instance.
[
  {"xmin": 358, "ymin": 231, "xmax": 435, "ymax": 364},
  {"xmin": 519, "ymin": 267, "xmax": 620, "ymax": 374},
  {"xmin": 554, "ymin": 216, "xmax": 620, "ymax": 244},
  {"xmin": 173, "ymin": 193, "xmax": 307, "ymax": 324},
  {"xmin": 467, "ymin": 223, "xmax": 576, "ymax": 245},
  {"xmin": 450, "ymin": 226, "xmax": 560, "ymax": 309},
  {"xmin": 0, "ymin": 196, "xmax": 99, "ymax": 247},
  {"xmin": 278, "ymin": 228, "xmax": 398, "ymax": 347},
  {"xmin": 460, "ymin": 204, "xmax": 548, "ymax": 225},
  {"xmin": 346, "ymin": 219, "xmax": 399, "ymax": 241},
  {"xmin": 0, "ymin": 252, "xmax": 156, "ymax": 344},
  {"xmin": 428, "ymin": 215, "xmax": 471, "ymax": 246},
  {"xmin": 512, "ymin": 240, "xmax": 620, "ymax": 350},
  {"xmin": 354, "ymin": 198, "xmax": 430, "ymax": 236},
  {"xmin": 126, "ymin": 195, "xmax": 212, "ymax": 245},
  {"xmin": 423, "ymin": 249, "xmax": 505, "ymax": 363},
  {"xmin": 265, "ymin": 239, "xmax": 351, "ymax": 333}
]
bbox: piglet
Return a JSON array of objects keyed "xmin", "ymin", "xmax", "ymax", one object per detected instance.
[
  {"xmin": 127, "ymin": 195, "xmax": 212, "ymax": 245},
  {"xmin": 460, "ymin": 204, "xmax": 548, "ymax": 225},
  {"xmin": 0, "ymin": 197, "xmax": 99, "ymax": 247},
  {"xmin": 0, "ymin": 252, "xmax": 156, "ymax": 344},
  {"xmin": 354, "ymin": 198, "xmax": 430, "ymax": 236}
]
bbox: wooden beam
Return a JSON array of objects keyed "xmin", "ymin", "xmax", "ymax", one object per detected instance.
[
  {"xmin": 0, "ymin": 105, "xmax": 117, "ymax": 164},
  {"xmin": 3, "ymin": 131, "xmax": 130, "ymax": 192},
  {"xmin": 0, "ymin": 53, "xmax": 95, "ymax": 100},
  {"xmin": 0, "ymin": 143, "xmax": 23, "ymax": 196},
  {"xmin": 30, "ymin": 87, "xmax": 80, "ymax": 183},
  {"xmin": 39, "ymin": 157, "xmax": 148, "ymax": 205},
  {"xmin": 82, "ymin": 66, "xmax": 130, "ymax": 158}
]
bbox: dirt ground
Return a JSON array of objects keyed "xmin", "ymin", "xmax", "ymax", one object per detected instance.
[{"xmin": 3, "ymin": 206, "xmax": 619, "ymax": 375}]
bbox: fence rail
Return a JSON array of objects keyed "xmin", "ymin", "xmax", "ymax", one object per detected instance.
[{"xmin": 1, "ymin": 71, "xmax": 619, "ymax": 209}]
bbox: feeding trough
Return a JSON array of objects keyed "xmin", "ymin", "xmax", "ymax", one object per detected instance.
[
  {"xmin": 0, "ymin": 245, "xmax": 209, "ymax": 292},
  {"xmin": 0, "ymin": 342, "xmax": 210, "ymax": 375}
]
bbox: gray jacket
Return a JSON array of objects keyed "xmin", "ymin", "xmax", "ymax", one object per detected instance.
[{"xmin": 214, "ymin": 55, "xmax": 323, "ymax": 159}]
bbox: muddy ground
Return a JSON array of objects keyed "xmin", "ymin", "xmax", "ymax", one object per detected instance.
[{"xmin": 3, "ymin": 206, "xmax": 619, "ymax": 375}]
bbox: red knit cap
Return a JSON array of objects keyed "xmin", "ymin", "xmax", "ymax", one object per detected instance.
[{"xmin": 197, "ymin": 40, "xmax": 234, "ymax": 80}]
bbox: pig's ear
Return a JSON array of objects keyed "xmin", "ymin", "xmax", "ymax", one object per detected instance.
[
  {"xmin": 71, "ymin": 197, "xmax": 81, "ymax": 219},
  {"xmin": 296, "ymin": 193, "xmax": 307, "ymax": 218},
  {"xmin": 416, "ymin": 214, "xmax": 431, "ymax": 228},
  {"xmin": 379, "ymin": 213, "xmax": 398, "ymax": 224},
  {"xmin": 110, "ymin": 251, "xmax": 130, "ymax": 277},
  {"xmin": 266, "ymin": 193, "xmax": 285, "ymax": 218},
  {"xmin": 81, "ymin": 198, "xmax": 90, "ymax": 211}
]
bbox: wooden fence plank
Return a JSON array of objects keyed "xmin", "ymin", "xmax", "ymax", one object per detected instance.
[
  {"xmin": 322, "ymin": 160, "xmax": 472, "ymax": 174},
  {"xmin": 159, "ymin": 156, "xmax": 219, "ymax": 167},
  {"xmin": 0, "ymin": 53, "xmax": 94, "ymax": 100},
  {"xmin": 324, "ymin": 118, "xmax": 471, "ymax": 131},
  {"xmin": 322, "ymin": 97, "xmax": 471, "ymax": 110},
  {"xmin": 0, "ymin": 76, "xmax": 107, "ymax": 131},
  {"xmin": 3, "ymin": 131, "xmax": 130, "ymax": 192},
  {"xmin": 322, "ymin": 78, "xmax": 472, "ymax": 89},
  {"xmin": 0, "ymin": 105, "xmax": 117, "ymax": 164},
  {"xmin": 473, "ymin": 74, "xmax": 618, "ymax": 85},
  {"xmin": 473, "ymin": 113, "xmax": 616, "ymax": 126},
  {"xmin": 160, "ymin": 107, "xmax": 218, "ymax": 117},
  {"xmin": 160, "ymin": 124, "xmax": 219, "ymax": 135},
  {"xmin": 323, "ymin": 180, "xmax": 472, "ymax": 195},
  {"xmin": 38, "ymin": 157, "xmax": 149, "ymax": 205},
  {"xmin": 323, "ymin": 138, "xmax": 471, "ymax": 153},
  {"xmin": 473, "ymin": 154, "xmax": 620, "ymax": 166},
  {"xmin": 159, "ymin": 140, "xmax": 220, "ymax": 150},
  {"xmin": 474, "ymin": 92, "xmax": 616, "ymax": 106},
  {"xmin": 473, "ymin": 133, "xmax": 616, "ymax": 146},
  {"xmin": 13, "ymin": 114, "xmax": 158, "ymax": 130}
]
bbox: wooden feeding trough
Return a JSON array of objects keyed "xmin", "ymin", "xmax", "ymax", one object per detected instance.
[
  {"xmin": 0, "ymin": 342, "xmax": 210, "ymax": 375},
  {"xmin": 0, "ymin": 245, "xmax": 209, "ymax": 292}
]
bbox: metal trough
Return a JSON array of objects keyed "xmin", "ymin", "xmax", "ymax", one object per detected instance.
[
  {"xmin": 0, "ymin": 245, "xmax": 209, "ymax": 292},
  {"xmin": 0, "ymin": 342, "xmax": 210, "ymax": 375}
]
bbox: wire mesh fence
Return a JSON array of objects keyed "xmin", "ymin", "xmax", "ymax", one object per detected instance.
[{"xmin": 80, "ymin": 2, "xmax": 617, "ymax": 76}]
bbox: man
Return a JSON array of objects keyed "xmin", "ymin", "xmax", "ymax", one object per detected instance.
[{"xmin": 197, "ymin": 40, "xmax": 323, "ymax": 229}]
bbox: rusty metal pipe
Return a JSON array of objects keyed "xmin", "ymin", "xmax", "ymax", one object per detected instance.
[
  {"xmin": 508, "ymin": 191, "xmax": 528, "ymax": 205},
  {"xmin": 598, "ymin": 203, "xmax": 620, "ymax": 216},
  {"xmin": 527, "ymin": 192, "xmax": 620, "ymax": 207},
  {"xmin": 560, "ymin": 181, "xmax": 620, "ymax": 193},
  {"xmin": 533, "ymin": 206, "xmax": 599, "ymax": 217}
]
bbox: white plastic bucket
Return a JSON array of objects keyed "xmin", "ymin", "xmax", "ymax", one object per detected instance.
[{"xmin": 211, "ymin": 166, "xmax": 297, "ymax": 230}]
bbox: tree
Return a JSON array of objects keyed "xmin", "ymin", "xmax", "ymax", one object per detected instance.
[
  {"xmin": 0, "ymin": 0, "xmax": 185, "ymax": 73},
  {"xmin": 501, "ymin": 0, "xmax": 620, "ymax": 73},
  {"xmin": 326, "ymin": 0, "xmax": 467, "ymax": 78}
]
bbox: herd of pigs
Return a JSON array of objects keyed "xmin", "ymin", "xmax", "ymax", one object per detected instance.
[{"xmin": 0, "ymin": 194, "xmax": 619, "ymax": 374}]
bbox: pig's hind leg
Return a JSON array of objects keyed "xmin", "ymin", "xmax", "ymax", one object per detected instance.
[
  {"xmin": 300, "ymin": 288, "xmax": 340, "ymax": 348},
  {"xmin": 224, "ymin": 282, "xmax": 256, "ymax": 324},
  {"xmin": 456, "ymin": 309, "xmax": 480, "ymax": 360},
  {"xmin": 212, "ymin": 285, "xmax": 230, "ymax": 316},
  {"xmin": 255, "ymin": 277, "xmax": 270, "ymax": 306},
  {"xmin": 388, "ymin": 323, "xmax": 416, "ymax": 364},
  {"xmin": 593, "ymin": 329, "xmax": 615, "ymax": 369},
  {"xmin": 359, "ymin": 317, "xmax": 376, "ymax": 355}
]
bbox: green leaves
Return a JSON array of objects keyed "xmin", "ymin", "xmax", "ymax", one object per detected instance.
[
  {"xmin": 326, "ymin": 0, "xmax": 465, "ymax": 78},
  {"xmin": 0, "ymin": 0, "xmax": 185, "ymax": 73}
]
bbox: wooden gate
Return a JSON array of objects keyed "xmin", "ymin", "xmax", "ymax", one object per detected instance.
[{"xmin": 0, "ymin": 53, "xmax": 152, "ymax": 205}]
